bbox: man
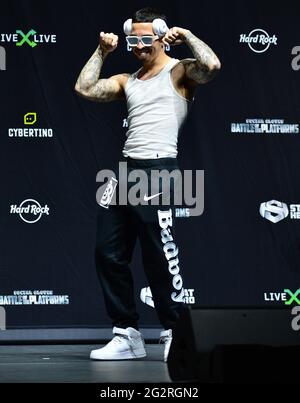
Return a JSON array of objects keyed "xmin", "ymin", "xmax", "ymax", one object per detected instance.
[{"xmin": 75, "ymin": 7, "xmax": 220, "ymax": 362}]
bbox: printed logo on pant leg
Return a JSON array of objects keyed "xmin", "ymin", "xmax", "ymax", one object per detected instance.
[
  {"xmin": 158, "ymin": 209, "xmax": 184, "ymax": 303},
  {"xmin": 99, "ymin": 177, "xmax": 118, "ymax": 209},
  {"xmin": 140, "ymin": 286, "xmax": 195, "ymax": 307}
]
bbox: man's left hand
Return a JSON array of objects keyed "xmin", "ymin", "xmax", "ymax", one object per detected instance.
[{"xmin": 162, "ymin": 27, "xmax": 191, "ymax": 46}]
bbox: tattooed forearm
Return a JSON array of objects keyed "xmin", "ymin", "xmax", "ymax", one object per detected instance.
[
  {"xmin": 183, "ymin": 31, "xmax": 221, "ymax": 83},
  {"xmin": 75, "ymin": 46, "xmax": 106, "ymax": 93}
]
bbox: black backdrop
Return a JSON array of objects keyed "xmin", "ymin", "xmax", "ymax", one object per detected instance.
[{"xmin": 0, "ymin": 0, "xmax": 300, "ymax": 340}]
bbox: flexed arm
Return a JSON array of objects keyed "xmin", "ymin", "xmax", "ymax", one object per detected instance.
[
  {"xmin": 163, "ymin": 27, "xmax": 221, "ymax": 84},
  {"xmin": 75, "ymin": 32, "xmax": 128, "ymax": 102}
]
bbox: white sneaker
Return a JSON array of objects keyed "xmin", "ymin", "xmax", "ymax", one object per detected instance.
[
  {"xmin": 159, "ymin": 329, "xmax": 172, "ymax": 362},
  {"xmin": 90, "ymin": 327, "xmax": 146, "ymax": 360}
]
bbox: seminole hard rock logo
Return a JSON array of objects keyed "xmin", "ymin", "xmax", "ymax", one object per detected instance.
[
  {"xmin": 10, "ymin": 199, "xmax": 50, "ymax": 223},
  {"xmin": 239, "ymin": 29, "xmax": 278, "ymax": 53}
]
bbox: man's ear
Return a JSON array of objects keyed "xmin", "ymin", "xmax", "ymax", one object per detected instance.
[{"xmin": 159, "ymin": 39, "xmax": 170, "ymax": 51}]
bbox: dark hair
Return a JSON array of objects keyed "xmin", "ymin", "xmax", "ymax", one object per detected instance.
[{"xmin": 132, "ymin": 7, "xmax": 167, "ymax": 23}]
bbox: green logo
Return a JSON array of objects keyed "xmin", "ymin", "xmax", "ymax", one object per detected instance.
[
  {"xmin": 24, "ymin": 112, "xmax": 37, "ymax": 125},
  {"xmin": 16, "ymin": 30, "xmax": 37, "ymax": 48},
  {"xmin": 284, "ymin": 289, "xmax": 300, "ymax": 305}
]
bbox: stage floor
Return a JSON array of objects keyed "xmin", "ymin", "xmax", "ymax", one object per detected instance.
[{"xmin": 0, "ymin": 344, "xmax": 172, "ymax": 383}]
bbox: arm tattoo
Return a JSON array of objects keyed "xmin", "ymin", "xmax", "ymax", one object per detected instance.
[
  {"xmin": 84, "ymin": 78, "xmax": 121, "ymax": 102},
  {"xmin": 184, "ymin": 32, "xmax": 221, "ymax": 84},
  {"xmin": 76, "ymin": 46, "xmax": 106, "ymax": 92},
  {"xmin": 75, "ymin": 47, "xmax": 125, "ymax": 102}
]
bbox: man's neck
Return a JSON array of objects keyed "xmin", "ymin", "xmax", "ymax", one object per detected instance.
[{"xmin": 141, "ymin": 54, "xmax": 172, "ymax": 73}]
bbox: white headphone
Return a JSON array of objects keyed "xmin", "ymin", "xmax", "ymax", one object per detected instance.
[{"xmin": 123, "ymin": 18, "xmax": 170, "ymax": 51}]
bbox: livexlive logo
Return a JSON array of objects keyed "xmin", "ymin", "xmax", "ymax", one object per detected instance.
[
  {"xmin": 264, "ymin": 289, "xmax": 300, "ymax": 305},
  {"xmin": 0, "ymin": 30, "xmax": 57, "ymax": 47},
  {"xmin": 0, "ymin": 46, "xmax": 6, "ymax": 70}
]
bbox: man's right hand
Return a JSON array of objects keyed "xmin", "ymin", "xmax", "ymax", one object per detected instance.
[
  {"xmin": 75, "ymin": 31, "xmax": 127, "ymax": 103},
  {"xmin": 99, "ymin": 32, "xmax": 118, "ymax": 54}
]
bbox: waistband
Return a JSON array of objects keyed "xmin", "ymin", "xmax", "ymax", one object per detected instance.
[{"xmin": 122, "ymin": 157, "xmax": 179, "ymax": 168}]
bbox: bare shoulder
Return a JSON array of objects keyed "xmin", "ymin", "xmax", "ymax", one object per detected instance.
[
  {"xmin": 170, "ymin": 59, "xmax": 198, "ymax": 101},
  {"xmin": 109, "ymin": 73, "xmax": 130, "ymax": 89},
  {"xmin": 171, "ymin": 59, "xmax": 196, "ymax": 74},
  {"xmin": 174, "ymin": 57, "xmax": 220, "ymax": 85},
  {"xmin": 171, "ymin": 58, "xmax": 198, "ymax": 86}
]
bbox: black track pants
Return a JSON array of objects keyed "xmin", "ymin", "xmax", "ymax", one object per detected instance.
[{"xmin": 95, "ymin": 157, "xmax": 185, "ymax": 330}]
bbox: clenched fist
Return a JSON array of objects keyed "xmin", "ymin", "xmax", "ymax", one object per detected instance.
[
  {"xmin": 162, "ymin": 27, "xmax": 191, "ymax": 46},
  {"xmin": 99, "ymin": 31, "xmax": 118, "ymax": 53}
]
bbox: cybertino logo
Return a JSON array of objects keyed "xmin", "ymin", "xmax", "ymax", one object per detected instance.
[
  {"xmin": 24, "ymin": 112, "xmax": 37, "ymax": 125},
  {"xmin": 259, "ymin": 200, "xmax": 289, "ymax": 223},
  {"xmin": 0, "ymin": 46, "xmax": 6, "ymax": 70},
  {"xmin": 8, "ymin": 112, "xmax": 53, "ymax": 138}
]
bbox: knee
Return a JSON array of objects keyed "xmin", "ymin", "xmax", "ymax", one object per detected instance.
[{"xmin": 95, "ymin": 244, "xmax": 130, "ymax": 267}]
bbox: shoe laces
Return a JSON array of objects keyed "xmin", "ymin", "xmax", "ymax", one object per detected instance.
[
  {"xmin": 111, "ymin": 335, "xmax": 125, "ymax": 344},
  {"xmin": 111, "ymin": 333, "xmax": 134, "ymax": 345}
]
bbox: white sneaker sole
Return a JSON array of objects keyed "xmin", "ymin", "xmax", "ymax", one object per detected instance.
[{"xmin": 90, "ymin": 348, "xmax": 146, "ymax": 360}]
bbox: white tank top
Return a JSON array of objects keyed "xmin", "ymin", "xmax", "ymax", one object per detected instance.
[{"xmin": 123, "ymin": 58, "xmax": 193, "ymax": 159}]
